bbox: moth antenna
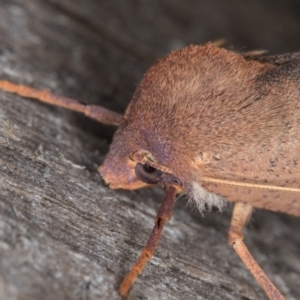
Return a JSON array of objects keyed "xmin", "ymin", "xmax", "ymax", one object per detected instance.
[{"xmin": 0, "ymin": 80, "xmax": 123, "ymax": 126}]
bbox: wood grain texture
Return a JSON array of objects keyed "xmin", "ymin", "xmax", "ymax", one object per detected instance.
[{"xmin": 0, "ymin": 1, "xmax": 300, "ymax": 299}]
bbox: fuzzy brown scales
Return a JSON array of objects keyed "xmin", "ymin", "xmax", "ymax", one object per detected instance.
[
  {"xmin": 101, "ymin": 43, "xmax": 300, "ymax": 217},
  {"xmin": 1, "ymin": 43, "xmax": 299, "ymax": 300}
]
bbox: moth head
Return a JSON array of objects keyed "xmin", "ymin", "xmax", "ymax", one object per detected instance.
[
  {"xmin": 99, "ymin": 43, "xmax": 242, "ymax": 192},
  {"xmin": 98, "ymin": 123, "xmax": 182, "ymax": 190}
]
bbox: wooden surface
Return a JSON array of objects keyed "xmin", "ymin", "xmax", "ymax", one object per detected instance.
[{"xmin": 0, "ymin": 1, "xmax": 300, "ymax": 299}]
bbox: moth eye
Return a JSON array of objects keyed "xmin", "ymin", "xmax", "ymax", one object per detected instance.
[{"xmin": 135, "ymin": 163, "xmax": 162, "ymax": 184}]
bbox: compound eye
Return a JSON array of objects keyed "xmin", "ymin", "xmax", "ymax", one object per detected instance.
[{"xmin": 135, "ymin": 163, "xmax": 162, "ymax": 184}]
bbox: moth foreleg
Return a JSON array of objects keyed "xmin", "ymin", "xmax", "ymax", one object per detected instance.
[{"xmin": 118, "ymin": 185, "xmax": 177, "ymax": 297}]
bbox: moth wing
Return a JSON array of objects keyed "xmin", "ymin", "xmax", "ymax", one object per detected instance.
[
  {"xmin": 199, "ymin": 165, "xmax": 300, "ymax": 217},
  {"xmin": 195, "ymin": 139, "xmax": 300, "ymax": 217}
]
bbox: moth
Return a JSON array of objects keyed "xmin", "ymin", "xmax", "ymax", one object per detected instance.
[{"xmin": 1, "ymin": 43, "xmax": 299, "ymax": 300}]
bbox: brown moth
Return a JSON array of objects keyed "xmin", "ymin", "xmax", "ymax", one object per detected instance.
[{"xmin": 1, "ymin": 43, "xmax": 299, "ymax": 300}]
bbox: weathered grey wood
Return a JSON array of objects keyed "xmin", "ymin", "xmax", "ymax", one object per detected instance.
[{"xmin": 0, "ymin": 1, "xmax": 300, "ymax": 300}]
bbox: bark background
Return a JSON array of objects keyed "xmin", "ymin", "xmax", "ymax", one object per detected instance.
[{"xmin": 0, "ymin": 1, "xmax": 300, "ymax": 299}]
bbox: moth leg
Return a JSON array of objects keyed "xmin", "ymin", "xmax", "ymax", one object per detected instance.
[
  {"xmin": 118, "ymin": 185, "xmax": 177, "ymax": 298},
  {"xmin": 0, "ymin": 80, "xmax": 123, "ymax": 126},
  {"xmin": 228, "ymin": 202, "xmax": 285, "ymax": 300}
]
